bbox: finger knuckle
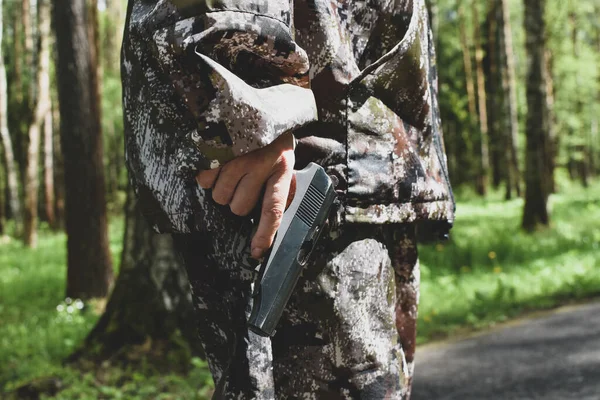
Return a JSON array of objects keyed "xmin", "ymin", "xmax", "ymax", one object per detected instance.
[
  {"xmin": 212, "ymin": 191, "xmax": 230, "ymax": 205},
  {"xmin": 253, "ymin": 235, "xmax": 270, "ymax": 248},
  {"xmin": 262, "ymin": 206, "xmax": 284, "ymax": 221},
  {"xmin": 213, "ymin": 180, "xmax": 237, "ymax": 201},
  {"xmin": 230, "ymin": 203, "xmax": 251, "ymax": 216},
  {"xmin": 223, "ymin": 158, "xmax": 245, "ymax": 174},
  {"xmin": 197, "ymin": 176, "xmax": 212, "ymax": 188}
]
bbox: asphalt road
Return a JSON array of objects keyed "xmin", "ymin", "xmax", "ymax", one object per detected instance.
[{"xmin": 412, "ymin": 302, "xmax": 600, "ymax": 400}]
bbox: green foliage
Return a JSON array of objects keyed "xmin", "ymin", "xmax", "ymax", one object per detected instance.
[
  {"xmin": 418, "ymin": 179, "xmax": 600, "ymax": 342},
  {"xmin": 0, "ymin": 222, "xmax": 120, "ymax": 392},
  {"xmin": 2, "ymin": 360, "xmax": 213, "ymax": 400},
  {"xmin": 40, "ymin": 358, "xmax": 213, "ymax": 400},
  {"xmin": 433, "ymin": 0, "xmax": 600, "ymax": 187},
  {"xmin": 3, "ymin": 182, "xmax": 599, "ymax": 396},
  {"xmin": 545, "ymin": 1, "xmax": 600, "ymax": 173},
  {"xmin": 0, "ymin": 220, "xmax": 213, "ymax": 398}
]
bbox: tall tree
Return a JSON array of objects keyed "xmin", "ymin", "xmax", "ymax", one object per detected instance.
[
  {"xmin": 87, "ymin": 0, "xmax": 102, "ymax": 164},
  {"xmin": 52, "ymin": 103, "xmax": 66, "ymax": 230},
  {"xmin": 543, "ymin": 49, "xmax": 557, "ymax": 193},
  {"xmin": 458, "ymin": 3, "xmax": 477, "ymax": 122},
  {"xmin": 71, "ymin": 188, "xmax": 201, "ymax": 363},
  {"xmin": 0, "ymin": 160, "xmax": 4, "ymax": 234},
  {"xmin": 522, "ymin": 0, "xmax": 551, "ymax": 230},
  {"xmin": 43, "ymin": 109, "xmax": 55, "ymax": 228},
  {"xmin": 23, "ymin": 0, "xmax": 52, "ymax": 247},
  {"xmin": 472, "ymin": 0, "xmax": 490, "ymax": 195},
  {"xmin": 0, "ymin": 0, "xmax": 23, "ymax": 235},
  {"xmin": 22, "ymin": 0, "xmax": 33, "ymax": 70},
  {"xmin": 485, "ymin": 0, "xmax": 503, "ymax": 189},
  {"xmin": 568, "ymin": 10, "xmax": 589, "ymax": 187},
  {"xmin": 12, "ymin": 5, "xmax": 23, "ymax": 105},
  {"xmin": 500, "ymin": 0, "xmax": 521, "ymax": 199},
  {"xmin": 53, "ymin": 0, "xmax": 113, "ymax": 298}
]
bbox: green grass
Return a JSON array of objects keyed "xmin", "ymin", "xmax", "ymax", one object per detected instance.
[
  {"xmin": 417, "ymin": 180, "xmax": 600, "ymax": 342},
  {"xmin": 1, "ymin": 181, "xmax": 599, "ymax": 397},
  {"xmin": 0, "ymin": 220, "xmax": 213, "ymax": 399}
]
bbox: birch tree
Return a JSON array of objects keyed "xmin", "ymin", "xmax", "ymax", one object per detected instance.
[
  {"xmin": 0, "ymin": 0, "xmax": 23, "ymax": 235},
  {"xmin": 23, "ymin": 0, "xmax": 52, "ymax": 247}
]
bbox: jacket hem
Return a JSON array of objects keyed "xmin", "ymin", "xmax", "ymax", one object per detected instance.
[{"xmin": 344, "ymin": 200, "xmax": 455, "ymax": 224}]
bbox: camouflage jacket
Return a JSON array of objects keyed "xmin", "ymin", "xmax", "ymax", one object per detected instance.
[{"xmin": 123, "ymin": 0, "xmax": 455, "ymax": 234}]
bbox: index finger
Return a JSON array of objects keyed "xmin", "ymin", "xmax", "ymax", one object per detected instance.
[
  {"xmin": 251, "ymin": 167, "xmax": 293, "ymax": 259},
  {"xmin": 196, "ymin": 167, "xmax": 221, "ymax": 189}
]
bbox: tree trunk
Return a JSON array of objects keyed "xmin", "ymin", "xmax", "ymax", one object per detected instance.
[
  {"xmin": 486, "ymin": 0, "xmax": 504, "ymax": 189},
  {"xmin": 458, "ymin": 3, "xmax": 478, "ymax": 123},
  {"xmin": 87, "ymin": 0, "xmax": 102, "ymax": 163},
  {"xmin": 52, "ymin": 102, "xmax": 65, "ymax": 231},
  {"xmin": 472, "ymin": 1, "xmax": 489, "ymax": 196},
  {"xmin": 0, "ymin": 0, "xmax": 23, "ymax": 236},
  {"xmin": 22, "ymin": 0, "xmax": 36, "ymax": 117},
  {"xmin": 0, "ymin": 160, "xmax": 4, "ymax": 235},
  {"xmin": 53, "ymin": 0, "xmax": 113, "ymax": 299},
  {"xmin": 569, "ymin": 11, "xmax": 589, "ymax": 188},
  {"xmin": 22, "ymin": 0, "xmax": 33, "ymax": 81},
  {"xmin": 522, "ymin": 0, "xmax": 550, "ymax": 231},
  {"xmin": 500, "ymin": 0, "xmax": 521, "ymax": 199},
  {"xmin": 543, "ymin": 49, "xmax": 557, "ymax": 193},
  {"xmin": 23, "ymin": 0, "xmax": 51, "ymax": 247},
  {"xmin": 71, "ymin": 187, "xmax": 202, "ymax": 366},
  {"xmin": 13, "ymin": 5, "xmax": 23, "ymax": 105},
  {"xmin": 44, "ymin": 109, "xmax": 55, "ymax": 227}
]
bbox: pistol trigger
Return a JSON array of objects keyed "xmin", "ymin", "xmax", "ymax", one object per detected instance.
[
  {"xmin": 251, "ymin": 280, "xmax": 261, "ymax": 298},
  {"xmin": 312, "ymin": 225, "xmax": 321, "ymax": 238},
  {"xmin": 297, "ymin": 240, "xmax": 313, "ymax": 265}
]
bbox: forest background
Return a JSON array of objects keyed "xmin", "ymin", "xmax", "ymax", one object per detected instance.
[{"xmin": 1, "ymin": 0, "xmax": 599, "ymax": 398}]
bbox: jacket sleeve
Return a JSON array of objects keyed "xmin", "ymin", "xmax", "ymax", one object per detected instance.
[
  {"xmin": 121, "ymin": 0, "xmax": 318, "ymax": 234},
  {"xmin": 131, "ymin": 0, "xmax": 317, "ymax": 174}
]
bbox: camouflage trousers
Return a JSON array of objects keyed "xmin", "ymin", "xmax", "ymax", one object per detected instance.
[{"xmin": 172, "ymin": 207, "xmax": 420, "ymax": 399}]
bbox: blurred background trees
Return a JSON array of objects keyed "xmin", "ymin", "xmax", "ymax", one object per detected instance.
[
  {"xmin": 433, "ymin": 0, "xmax": 599, "ymax": 225},
  {"xmin": 1, "ymin": 0, "xmax": 596, "ymax": 248},
  {"xmin": 1, "ymin": 0, "xmax": 600, "ymax": 397}
]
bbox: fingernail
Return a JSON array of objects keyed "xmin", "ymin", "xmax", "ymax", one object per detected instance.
[{"xmin": 251, "ymin": 247, "xmax": 263, "ymax": 259}]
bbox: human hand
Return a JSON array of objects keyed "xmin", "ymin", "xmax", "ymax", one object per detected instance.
[{"xmin": 196, "ymin": 132, "xmax": 296, "ymax": 260}]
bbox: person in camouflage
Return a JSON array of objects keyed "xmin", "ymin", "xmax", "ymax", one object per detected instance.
[{"xmin": 122, "ymin": 0, "xmax": 454, "ymax": 398}]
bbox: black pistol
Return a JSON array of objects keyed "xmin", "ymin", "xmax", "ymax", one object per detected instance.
[{"xmin": 249, "ymin": 163, "xmax": 337, "ymax": 337}]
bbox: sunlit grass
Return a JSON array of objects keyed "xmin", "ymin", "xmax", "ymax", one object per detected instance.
[
  {"xmin": 1, "ymin": 181, "xmax": 599, "ymax": 396},
  {"xmin": 0, "ymin": 220, "xmax": 212, "ymax": 398},
  {"xmin": 418, "ymin": 180, "xmax": 600, "ymax": 342}
]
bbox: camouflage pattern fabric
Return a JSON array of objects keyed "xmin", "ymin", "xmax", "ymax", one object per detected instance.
[
  {"xmin": 123, "ymin": 0, "xmax": 454, "ymax": 398},
  {"xmin": 173, "ymin": 205, "xmax": 420, "ymax": 399},
  {"xmin": 122, "ymin": 0, "xmax": 454, "ymax": 234}
]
